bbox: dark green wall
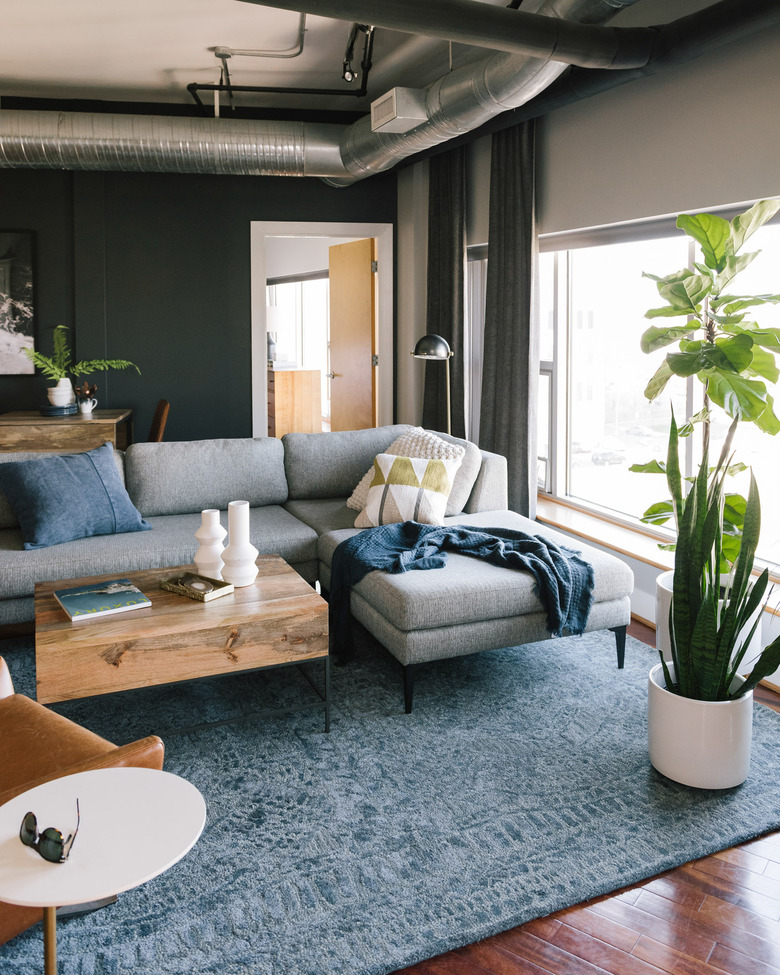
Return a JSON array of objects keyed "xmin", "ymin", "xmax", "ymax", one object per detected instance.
[{"xmin": 0, "ymin": 167, "xmax": 397, "ymax": 441}]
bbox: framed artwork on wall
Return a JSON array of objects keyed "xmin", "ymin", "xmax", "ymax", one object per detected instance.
[{"xmin": 0, "ymin": 230, "xmax": 35, "ymax": 375}]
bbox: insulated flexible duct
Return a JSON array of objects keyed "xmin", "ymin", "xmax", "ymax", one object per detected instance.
[
  {"xmin": 0, "ymin": 0, "xmax": 642, "ymax": 182},
  {"xmin": 0, "ymin": 0, "xmax": 776, "ymax": 185},
  {"xmin": 0, "ymin": 113, "xmax": 348, "ymax": 178}
]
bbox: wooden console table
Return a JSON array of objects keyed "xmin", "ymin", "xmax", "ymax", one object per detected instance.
[{"xmin": 0, "ymin": 410, "xmax": 133, "ymax": 453}]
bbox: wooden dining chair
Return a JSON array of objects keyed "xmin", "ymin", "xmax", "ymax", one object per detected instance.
[{"xmin": 147, "ymin": 399, "xmax": 170, "ymax": 442}]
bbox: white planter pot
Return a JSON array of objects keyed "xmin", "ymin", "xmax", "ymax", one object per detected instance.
[
  {"xmin": 655, "ymin": 569, "xmax": 762, "ymax": 670},
  {"xmin": 647, "ymin": 661, "xmax": 753, "ymax": 789},
  {"xmin": 47, "ymin": 377, "xmax": 75, "ymax": 407}
]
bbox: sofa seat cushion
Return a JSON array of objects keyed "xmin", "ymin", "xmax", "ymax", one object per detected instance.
[
  {"xmin": 0, "ymin": 506, "xmax": 318, "ymax": 599},
  {"xmin": 283, "ymin": 498, "xmax": 357, "ymax": 536},
  {"xmin": 318, "ymin": 510, "xmax": 634, "ymax": 633}
]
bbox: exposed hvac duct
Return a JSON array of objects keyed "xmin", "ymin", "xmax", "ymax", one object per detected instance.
[
  {"xmin": 409, "ymin": 0, "xmax": 780, "ymax": 166},
  {"xmin": 0, "ymin": 114, "xmax": 349, "ymax": 178},
  {"xmin": 0, "ymin": 0, "xmax": 777, "ymax": 185},
  {"xmin": 0, "ymin": 0, "xmax": 642, "ymax": 184}
]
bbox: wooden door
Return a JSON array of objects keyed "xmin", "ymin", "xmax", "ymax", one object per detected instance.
[{"xmin": 328, "ymin": 238, "xmax": 377, "ymax": 431}]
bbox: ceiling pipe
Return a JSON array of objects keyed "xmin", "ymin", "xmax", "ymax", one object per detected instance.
[
  {"xmin": 400, "ymin": 0, "xmax": 780, "ymax": 167},
  {"xmin": 324, "ymin": 0, "xmax": 644, "ymax": 185},
  {"xmin": 238, "ymin": 0, "xmax": 658, "ymax": 69},
  {"xmin": 0, "ymin": 0, "xmax": 638, "ymax": 183},
  {"xmin": 0, "ymin": 0, "xmax": 776, "ymax": 185},
  {"xmin": 0, "ymin": 113, "xmax": 349, "ymax": 178}
]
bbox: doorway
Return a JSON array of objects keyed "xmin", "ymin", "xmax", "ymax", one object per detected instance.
[{"xmin": 250, "ymin": 221, "xmax": 393, "ymax": 439}]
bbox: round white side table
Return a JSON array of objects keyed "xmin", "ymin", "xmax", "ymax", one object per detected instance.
[{"xmin": 0, "ymin": 767, "xmax": 206, "ymax": 975}]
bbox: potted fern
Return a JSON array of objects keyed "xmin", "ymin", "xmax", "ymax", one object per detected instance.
[
  {"xmin": 24, "ymin": 325, "xmax": 140, "ymax": 407},
  {"xmin": 647, "ymin": 412, "xmax": 780, "ymax": 787}
]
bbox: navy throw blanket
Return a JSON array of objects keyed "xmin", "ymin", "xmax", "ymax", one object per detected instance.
[{"xmin": 329, "ymin": 521, "xmax": 595, "ymax": 663}]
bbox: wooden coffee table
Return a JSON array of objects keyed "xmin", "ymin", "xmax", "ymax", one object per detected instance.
[{"xmin": 34, "ymin": 555, "xmax": 330, "ymax": 730}]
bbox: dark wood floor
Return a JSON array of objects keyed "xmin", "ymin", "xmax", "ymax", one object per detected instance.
[{"xmin": 395, "ymin": 619, "xmax": 780, "ymax": 975}]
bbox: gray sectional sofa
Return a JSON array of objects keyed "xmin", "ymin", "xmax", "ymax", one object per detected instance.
[{"xmin": 0, "ymin": 425, "xmax": 634, "ymax": 709}]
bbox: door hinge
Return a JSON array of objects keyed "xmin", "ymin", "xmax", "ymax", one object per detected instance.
[
  {"xmin": 371, "ymin": 260, "xmax": 378, "ymax": 273},
  {"xmin": 372, "ymin": 354, "xmax": 379, "ymax": 366}
]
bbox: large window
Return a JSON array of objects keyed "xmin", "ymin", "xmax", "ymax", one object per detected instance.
[{"xmin": 537, "ymin": 215, "xmax": 780, "ymax": 566}]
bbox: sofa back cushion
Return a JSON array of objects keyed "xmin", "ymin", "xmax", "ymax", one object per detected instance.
[
  {"xmin": 126, "ymin": 438, "xmax": 288, "ymax": 517},
  {"xmin": 0, "ymin": 448, "xmax": 127, "ymax": 530},
  {"xmin": 283, "ymin": 425, "xmax": 413, "ymax": 500}
]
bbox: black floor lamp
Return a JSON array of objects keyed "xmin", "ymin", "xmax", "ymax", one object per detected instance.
[{"xmin": 411, "ymin": 334, "xmax": 453, "ymax": 435}]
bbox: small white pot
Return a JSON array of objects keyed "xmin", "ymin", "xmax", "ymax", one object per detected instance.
[
  {"xmin": 78, "ymin": 397, "xmax": 98, "ymax": 415},
  {"xmin": 647, "ymin": 661, "xmax": 753, "ymax": 789},
  {"xmin": 47, "ymin": 377, "xmax": 75, "ymax": 407}
]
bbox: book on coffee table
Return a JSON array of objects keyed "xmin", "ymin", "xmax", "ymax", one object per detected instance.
[{"xmin": 54, "ymin": 578, "xmax": 152, "ymax": 621}]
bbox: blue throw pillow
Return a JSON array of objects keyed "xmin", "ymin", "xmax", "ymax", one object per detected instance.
[{"xmin": 0, "ymin": 441, "xmax": 151, "ymax": 550}]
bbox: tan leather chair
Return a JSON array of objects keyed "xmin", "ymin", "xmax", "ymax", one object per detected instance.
[{"xmin": 0, "ymin": 656, "xmax": 165, "ymax": 945}]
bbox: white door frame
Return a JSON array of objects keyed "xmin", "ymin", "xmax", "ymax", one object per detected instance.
[{"xmin": 250, "ymin": 220, "xmax": 394, "ymax": 438}]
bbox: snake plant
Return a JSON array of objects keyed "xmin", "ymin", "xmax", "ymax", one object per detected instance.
[{"xmin": 663, "ymin": 410, "xmax": 780, "ymax": 700}]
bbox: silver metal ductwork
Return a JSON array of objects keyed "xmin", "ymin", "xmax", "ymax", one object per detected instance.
[
  {"xmin": 0, "ymin": 0, "xmax": 777, "ymax": 185},
  {"xmin": 0, "ymin": 113, "xmax": 348, "ymax": 178},
  {"xmin": 330, "ymin": 0, "xmax": 640, "ymax": 185},
  {"xmin": 0, "ymin": 0, "xmax": 640, "ymax": 184}
]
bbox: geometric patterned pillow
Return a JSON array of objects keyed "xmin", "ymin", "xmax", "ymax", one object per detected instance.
[
  {"xmin": 354, "ymin": 453, "xmax": 463, "ymax": 528},
  {"xmin": 347, "ymin": 427, "xmax": 465, "ymax": 512}
]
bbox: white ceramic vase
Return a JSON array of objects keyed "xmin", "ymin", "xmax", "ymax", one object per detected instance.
[
  {"xmin": 194, "ymin": 508, "xmax": 227, "ymax": 580},
  {"xmin": 647, "ymin": 661, "xmax": 753, "ymax": 789},
  {"xmin": 47, "ymin": 377, "xmax": 75, "ymax": 407},
  {"xmin": 221, "ymin": 500, "xmax": 258, "ymax": 587}
]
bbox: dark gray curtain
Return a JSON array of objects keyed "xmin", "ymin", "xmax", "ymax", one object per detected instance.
[
  {"xmin": 479, "ymin": 120, "xmax": 538, "ymax": 517},
  {"xmin": 422, "ymin": 147, "xmax": 466, "ymax": 438}
]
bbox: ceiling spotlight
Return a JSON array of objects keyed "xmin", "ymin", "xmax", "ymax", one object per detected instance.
[{"xmin": 341, "ymin": 23, "xmax": 373, "ymax": 85}]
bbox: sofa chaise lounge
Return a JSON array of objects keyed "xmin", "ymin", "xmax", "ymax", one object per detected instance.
[{"xmin": 0, "ymin": 425, "xmax": 633, "ymax": 709}]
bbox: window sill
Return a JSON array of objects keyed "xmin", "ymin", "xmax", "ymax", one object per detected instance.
[
  {"xmin": 537, "ymin": 497, "xmax": 780, "ymax": 613},
  {"xmin": 536, "ymin": 497, "xmax": 674, "ymax": 571}
]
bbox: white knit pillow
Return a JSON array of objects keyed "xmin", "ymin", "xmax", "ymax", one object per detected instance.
[{"xmin": 346, "ymin": 428, "xmax": 465, "ymax": 512}]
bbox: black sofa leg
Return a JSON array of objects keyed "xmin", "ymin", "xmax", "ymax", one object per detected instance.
[
  {"xmin": 610, "ymin": 625, "xmax": 627, "ymax": 669},
  {"xmin": 403, "ymin": 664, "xmax": 420, "ymax": 714}
]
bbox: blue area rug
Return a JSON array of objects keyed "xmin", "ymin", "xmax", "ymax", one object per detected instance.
[{"xmin": 2, "ymin": 630, "xmax": 780, "ymax": 975}]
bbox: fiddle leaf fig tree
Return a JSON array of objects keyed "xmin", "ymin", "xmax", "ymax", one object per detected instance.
[{"xmin": 630, "ymin": 198, "xmax": 780, "ymax": 562}]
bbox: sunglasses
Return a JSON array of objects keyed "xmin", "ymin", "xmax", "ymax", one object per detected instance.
[{"xmin": 20, "ymin": 799, "xmax": 80, "ymax": 863}]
